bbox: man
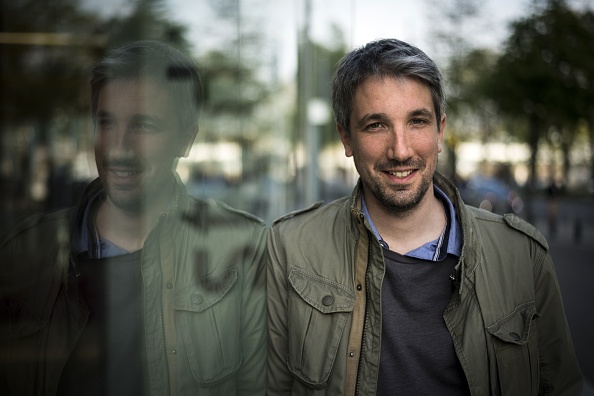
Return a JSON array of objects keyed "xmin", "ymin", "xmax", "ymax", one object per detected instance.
[
  {"xmin": 267, "ymin": 39, "xmax": 582, "ymax": 395},
  {"xmin": 0, "ymin": 40, "xmax": 266, "ymax": 395}
]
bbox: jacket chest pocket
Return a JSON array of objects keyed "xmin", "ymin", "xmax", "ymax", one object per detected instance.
[
  {"xmin": 487, "ymin": 301, "xmax": 540, "ymax": 396},
  {"xmin": 173, "ymin": 267, "xmax": 241, "ymax": 387},
  {"xmin": 287, "ymin": 267, "xmax": 355, "ymax": 389}
]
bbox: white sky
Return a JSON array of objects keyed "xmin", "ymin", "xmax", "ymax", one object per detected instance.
[
  {"xmin": 82, "ymin": 0, "xmax": 549, "ymax": 81},
  {"xmin": 164, "ymin": 0, "xmax": 536, "ymax": 81}
]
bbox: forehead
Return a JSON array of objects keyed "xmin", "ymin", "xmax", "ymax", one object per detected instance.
[
  {"xmin": 351, "ymin": 75, "xmax": 434, "ymax": 118},
  {"xmin": 97, "ymin": 78, "xmax": 174, "ymax": 116}
]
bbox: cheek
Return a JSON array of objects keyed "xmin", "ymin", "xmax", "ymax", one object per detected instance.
[
  {"xmin": 354, "ymin": 136, "xmax": 384, "ymax": 159},
  {"xmin": 415, "ymin": 136, "xmax": 440, "ymax": 156},
  {"xmin": 94, "ymin": 134, "xmax": 109, "ymax": 156},
  {"xmin": 145, "ymin": 137, "xmax": 182, "ymax": 164}
]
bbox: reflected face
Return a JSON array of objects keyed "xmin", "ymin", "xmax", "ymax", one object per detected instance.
[
  {"xmin": 338, "ymin": 76, "xmax": 445, "ymax": 214},
  {"xmin": 94, "ymin": 78, "xmax": 188, "ymax": 212}
]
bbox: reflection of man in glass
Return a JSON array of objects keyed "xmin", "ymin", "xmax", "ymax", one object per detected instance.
[{"xmin": 0, "ymin": 40, "xmax": 266, "ymax": 395}]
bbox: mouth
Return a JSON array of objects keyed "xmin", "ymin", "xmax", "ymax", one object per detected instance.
[
  {"xmin": 386, "ymin": 170, "xmax": 414, "ymax": 178},
  {"xmin": 110, "ymin": 169, "xmax": 141, "ymax": 177},
  {"xmin": 104, "ymin": 166, "xmax": 144, "ymax": 182}
]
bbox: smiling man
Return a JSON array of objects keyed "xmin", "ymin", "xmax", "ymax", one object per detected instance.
[
  {"xmin": 267, "ymin": 39, "xmax": 582, "ymax": 395},
  {"xmin": 0, "ymin": 41, "xmax": 267, "ymax": 396}
]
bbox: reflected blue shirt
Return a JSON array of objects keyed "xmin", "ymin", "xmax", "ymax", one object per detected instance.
[{"xmin": 76, "ymin": 191, "xmax": 131, "ymax": 258}]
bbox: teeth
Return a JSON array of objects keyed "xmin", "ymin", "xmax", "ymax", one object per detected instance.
[
  {"xmin": 388, "ymin": 170, "xmax": 413, "ymax": 177},
  {"xmin": 113, "ymin": 170, "xmax": 139, "ymax": 177}
]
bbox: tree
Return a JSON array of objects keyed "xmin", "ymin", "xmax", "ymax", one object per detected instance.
[
  {"xmin": 102, "ymin": 0, "xmax": 192, "ymax": 53},
  {"xmin": 445, "ymin": 48, "xmax": 500, "ymax": 180},
  {"xmin": 0, "ymin": 0, "xmax": 197, "ymax": 223},
  {"xmin": 0, "ymin": 0, "xmax": 104, "ymax": 221},
  {"xmin": 486, "ymin": 0, "xmax": 594, "ymax": 199},
  {"xmin": 425, "ymin": 0, "xmax": 483, "ymax": 180}
]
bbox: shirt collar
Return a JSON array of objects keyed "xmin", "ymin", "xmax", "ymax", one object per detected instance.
[{"xmin": 360, "ymin": 185, "xmax": 462, "ymax": 261}]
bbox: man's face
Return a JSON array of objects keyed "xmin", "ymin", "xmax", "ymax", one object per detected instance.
[
  {"xmin": 94, "ymin": 78, "xmax": 189, "ymax": 212},
  {"xmin": 338, "ymin": 75, "xmax": 445, "ymax": 214}
]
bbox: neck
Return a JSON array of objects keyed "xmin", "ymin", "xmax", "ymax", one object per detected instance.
[
  {"xmin": 95, "ymin": 189, "xmax": 174, "ymax": 253},
  {"xmin": 363, "ymin": 185, "xmax": 446, "ymax": 255}
]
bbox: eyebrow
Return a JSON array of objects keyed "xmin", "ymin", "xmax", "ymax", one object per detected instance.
[
  {"xmin": 94, "ymin": 110, "xmax": 166, "ymax": 126},
  {"xmin": 130, "ymin": 114, "xmax": 165, "ymax": 125},
  {"xmin": 95, "ymin": 110, "xmax": 110, "ymax": 119},
  {"xmin": 409, "ymin": 108, "xmax": 435, "ymax": 119}
]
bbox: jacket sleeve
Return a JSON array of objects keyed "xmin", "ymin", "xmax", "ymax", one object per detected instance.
[
  {"xmin": 267, "ymin": 223, "xmax": 294, "ymax": 394},
  {"xmin": 236, "ymin": 223, "xmax": 268, "ymax": 395},
  {"xmin": 534, "ymin": 250, "xmax": 583, "ymax": 395}
]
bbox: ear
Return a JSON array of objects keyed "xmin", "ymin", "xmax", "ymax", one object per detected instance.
[
  {"xmin": 178, "ymin": 128, "xmax": 198, "ymax": 158},
  {"xmin": 337, "ymin": 124, "xmax": 354, "ymax": 157},
  {"xmin": 437, "ymin": 114, "xmax": 446, "ymax": 154}
]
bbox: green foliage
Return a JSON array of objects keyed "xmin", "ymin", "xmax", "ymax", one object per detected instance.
[
  {"xmin": 199, "ymin": 49, "xmax": 268, "ymax": 116},
  {"xmin": 295, "ymin": 25, "xmax": 347, "ymax": 148},
  {"xmin": 103, "ymin": 0, "xmax": 192, "ymax": 53},
  {"xmin": 487, "ymin": 0, "xmax": 593, "ymax": 133},
  {"xmin": 477, "ymin": 0, "xmax": 594, "ymax": 191},
  {"xmin": 0, "ymin": 0, "xmax": 102, "ymax": 135}
]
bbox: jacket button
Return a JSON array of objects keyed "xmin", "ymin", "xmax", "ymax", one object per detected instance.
[
  {"xmin": 192, "ymin": 294, "xmax": 203, "ymax": 304},
  {"xmin": 509, "ymin": 332, "xmax": 521, "ymax": 341},
  {"xmin": 356, "ymin": 284, "xmax": 362, "ymax": 291},
  {"xmin": 322, "ymin": 295, "xmax": 334, "ymax": 306}
]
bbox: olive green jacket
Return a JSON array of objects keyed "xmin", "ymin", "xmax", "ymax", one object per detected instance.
[
  {"xmin": 0, "ymin": 176, "xmax": 267, "ymax": 396},
  {"xmin": 267, "ymin": 172, "xmax": 582, "ymax": 395}
]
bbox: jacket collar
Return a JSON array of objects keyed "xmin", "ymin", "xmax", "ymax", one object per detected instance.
[
  {"xmin": 74, "ymin": 174, "xmax": 189, "ymax": 221},
  {"xmin": 433, "ymin": 172, "xmax": 481, "ymax": 290},
  {"xmin": 71, "ymin": 173, "xmax": 191, "ymax": 252},
  {"xmin": 347, "ymin": 172, "xmax": 481, "ymax": 290}
]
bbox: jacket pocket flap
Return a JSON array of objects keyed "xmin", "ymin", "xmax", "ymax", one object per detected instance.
[
  {"xmin": 173, "ymin": 267, "xmax": 238, "ymax": 313},
  {"xmin": 486, "ymin": 301, "xmax": 539, "ymax": 345},
  {"xmin": 288, "ymin": 267, "xmax": 354, "ymax": 314}
]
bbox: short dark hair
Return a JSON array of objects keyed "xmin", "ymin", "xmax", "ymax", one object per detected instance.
[
  {"xmin": 91, "ymin": 40, "xmax": 202, "ymax": 134},
  {"xmin": 331, "ymin": 38, "xmax": 446, "ymax": 134}
]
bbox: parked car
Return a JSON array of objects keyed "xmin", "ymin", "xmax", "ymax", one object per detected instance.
[{"xmin": 459, "ymin": 174, "xmax": 524, "ymax": 215}]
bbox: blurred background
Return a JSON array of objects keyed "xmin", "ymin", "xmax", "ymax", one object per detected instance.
[{"xmin": 1, "ymin": 0, "xmax": 593, "ymax": 392}]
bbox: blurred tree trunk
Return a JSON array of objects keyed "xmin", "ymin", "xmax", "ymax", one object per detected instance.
[
  {"xmin": 589, "ymin": 108, "xmax": 594, "ymax": 189},
  {"xmin": 525, "ymin": 114, "xmax": 541, "ymax": 223},
  {"xmin": 560, "ymin": 127, "xmax": 573, "ymax": 186}
]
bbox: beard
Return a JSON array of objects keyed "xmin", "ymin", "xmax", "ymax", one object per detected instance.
[
  {"xmin": 103, "ymin": 183, "xmax": 145, "ymax": 213},
  {"xmin": 96, "ymin": 156, "xmax": 175, "ymax": 215},
  {"xmin": 356, "ymin": 154, "xmax": 437, "ymax": 215}
]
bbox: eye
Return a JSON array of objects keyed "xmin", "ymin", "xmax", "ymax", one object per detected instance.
[
  {"xmin": 410, "ymin": 118, "xmax": 430, "ymax": 126},
  {"xmin": 135, "ymin": 122, "xmax": 160, "ymax": 133},
  {"xmin": 96, "ymin": 117, "xmax": 114, "ymax": 129},
  {"xmin": 365, "ymin": 122, "xmax": 385, "ymax": 131}
]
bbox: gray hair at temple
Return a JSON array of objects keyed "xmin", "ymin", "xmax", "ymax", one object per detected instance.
[
  {"xmin": 90, "ymin": 40, "xmax": 203, "ymax": 135},
  {"xmin": 331, "ymin": 38, "xmax": 446, "ymax": 134}
]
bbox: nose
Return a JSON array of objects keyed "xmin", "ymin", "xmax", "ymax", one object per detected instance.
[
  {"xmin": 97, "ymin": 125, "xmax": 135, "ymax": 159},
  {"xmin": 387, "ymin": 127, "xmax": 413, "ymax": 161}
]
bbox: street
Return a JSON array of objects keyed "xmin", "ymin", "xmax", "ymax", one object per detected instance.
[{"xmin": 531, "ymin": 197, "xmax": 594, "ymax": 394}]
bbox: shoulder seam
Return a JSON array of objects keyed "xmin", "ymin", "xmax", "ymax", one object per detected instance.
[
  {"xmin": 1, "ymin": 209, "xmax": 72, "ymax": 244},
  {"xmin": 272, "ymin": 201, "xmax": 324, "ymax": 225},
  {"xmin": 503, "ymin": 213, "xmax": 548, "ymax": 250}
]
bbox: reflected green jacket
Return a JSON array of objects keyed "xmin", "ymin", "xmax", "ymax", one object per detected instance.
[
  {"xmin": 267, "ymin": 172, "xmax": 582, "ymax": 395},
  {"xmin": 0, "ymin": 176, "xmax": 267, "ymax": 396}
]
